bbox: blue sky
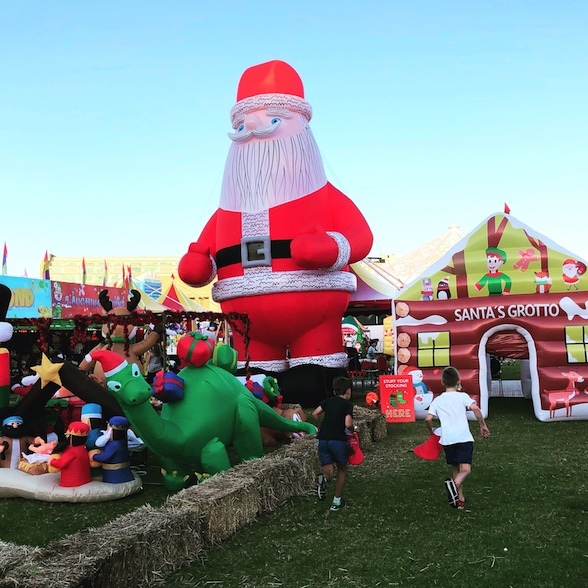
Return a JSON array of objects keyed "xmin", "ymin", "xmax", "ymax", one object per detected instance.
[{"xmin": 2, "ymin": 1, "xmax": 587, "ymax": 277}]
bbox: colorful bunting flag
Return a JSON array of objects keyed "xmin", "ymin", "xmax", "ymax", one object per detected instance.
[
  {"xmin": 1, "ymin": 242, "xmax": 6, "ymax": 276},
  {"xmin": 82, "ymin": 257, "xmax": 87, "ymax": 285},
  {"xmin": 122, "ymin": 264, "xmax": 129, "ymax": 290},
  {"xmin": 42, "ymin": 251, "xmax": 50, "ymax": 280},
  {"xmin": 103, "ymin": 259, "xmax": 108, "ymax": 287}
]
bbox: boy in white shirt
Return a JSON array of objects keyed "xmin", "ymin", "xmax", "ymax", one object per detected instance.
[{"xmin": 425, "ymin": 366, "xmax": 490, "ymax": 509}]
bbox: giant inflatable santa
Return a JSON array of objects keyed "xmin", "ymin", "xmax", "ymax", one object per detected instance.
[{"xmin": 179, "ymin": 59, "xmax": 373, "ymax": 406}]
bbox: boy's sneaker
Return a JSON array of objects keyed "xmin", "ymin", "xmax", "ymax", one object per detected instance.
[
  {"xmin": 457, "ymin": 499, "xmax": 466, "ymax": 510},
  {"xmin": 444, "ymin": 478, "xmax": 458, "ymax": 508},
  {"xmin": 330, "ymin": 500, "xmax": 345, "ymax": 511},
  {"xmin": 316, "ymin": 474, "xmax": 327, "ymax": 501}
]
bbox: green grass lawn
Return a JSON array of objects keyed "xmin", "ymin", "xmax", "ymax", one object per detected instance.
[
  {"xmin": 499, "ymin": 359, "xmax": 521, "ymax": 380},
  {"xmin": 161, "ymin": 398, "xmax": 588, "ymax": 588},
  {"xmin": 3, "ymin": 398, "xmax": 588, "ymax": 588}
]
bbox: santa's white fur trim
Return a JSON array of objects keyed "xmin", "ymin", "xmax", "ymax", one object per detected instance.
[
  {"xmin": 289, "ymin": 352, "xmax": 349, "ymax": 369},
  {"xmin": 212, "ymin": 270, "xmax": 356, "ymax": 302},
  {"xmin": 230, "ymin": 93, "xmax": 312, "ymax": 128},
  {"xmin": 204, "ymin": 255, "xmax": 218, "ymax": 285},
  {"xmin": 325, "ymin": 232, "xmax": 351, "ymax": 271},
  {"xmin": 237, "ymin": 358, "xmax": 289, "ymax": 372}
]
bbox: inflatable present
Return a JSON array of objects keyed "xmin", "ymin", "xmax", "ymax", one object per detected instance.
[{"xmin": 151, "ymin": 370, "xmax": 185, "ymax": 403}]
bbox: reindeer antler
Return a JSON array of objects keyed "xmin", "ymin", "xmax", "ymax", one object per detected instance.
[
  {"xmin": 98, "ymin": 289, "xmax": 113, "ymax": 312},
  {"xmin": 127, "ymin": 289, "xmax": 141, "ymax": 312}
]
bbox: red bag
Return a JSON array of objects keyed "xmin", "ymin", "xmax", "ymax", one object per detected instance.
[
  {"xmin": 346, "ymin": 432, "xmax": 364, "ymax": 466},
  {"xmin": 413, "ymin": 431, "xmax": 443, "ymax": 460}
]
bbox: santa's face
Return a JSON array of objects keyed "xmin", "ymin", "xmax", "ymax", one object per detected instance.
[
  {"xmin": 342, "ymin": 331, "xmax": 357, "ymax": 347},
  {"xmin": 563, "ymin": 262, "xmax": 578, "ymax": 278},
  {"xmin": 229, "ymin": 107, "xmax": 307, "ymax": 143},
  {"xmin": 220, "ymin": 107, "xmax": 327, "ymax": 212}
]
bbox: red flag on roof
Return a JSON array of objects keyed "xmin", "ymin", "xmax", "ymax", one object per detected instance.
[{"xmin": 42, "ymin": 251, "xmax": 50, "ymax": 280}]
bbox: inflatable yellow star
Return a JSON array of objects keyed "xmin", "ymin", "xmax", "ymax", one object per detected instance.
[{"xmin": 32, "ymin": 353, "xmax": 64, "ymax": 388}]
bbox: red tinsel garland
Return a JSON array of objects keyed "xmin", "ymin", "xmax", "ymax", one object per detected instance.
[{"xmin": 7, "ymin": 311, "xmax": 250, "ymax": 369}]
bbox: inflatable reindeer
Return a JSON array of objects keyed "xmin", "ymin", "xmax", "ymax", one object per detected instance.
[{"xmin": 79, "ymin": 289, "xmax": 162, "ymax": 381}]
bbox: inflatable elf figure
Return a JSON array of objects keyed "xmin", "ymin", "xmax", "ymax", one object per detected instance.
[{"xmin": 0, "ymin": 284, "xmax": 14, "ymax": 413}]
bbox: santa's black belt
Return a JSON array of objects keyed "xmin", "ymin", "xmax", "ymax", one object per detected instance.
[{"xmin": 216, "ymin": 239, "xmax": 292, "ymax": 269}]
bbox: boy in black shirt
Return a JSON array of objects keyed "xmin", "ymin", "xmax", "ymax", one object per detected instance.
[{"xmin": 311, "ymin": 376, "xmax": 353, "ymax": 511}]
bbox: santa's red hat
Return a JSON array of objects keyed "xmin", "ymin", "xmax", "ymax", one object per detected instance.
[
  {"xmin": 563, "ymin": 259, "xmax": 587, "ymax": 275},
  {"xmin": 84, "ymin": 349, "xmax": 128, "ymax": 377},
  {"xmin": 230, "ymin": 60, "xmax": 312, "ymax": 128}
]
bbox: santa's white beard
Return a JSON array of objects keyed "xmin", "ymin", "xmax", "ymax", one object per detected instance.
[{"xmin": 219, "ymin": 126, "xmax": 327, "ymax": 212}]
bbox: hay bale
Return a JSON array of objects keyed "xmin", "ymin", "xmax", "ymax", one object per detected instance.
[
  {"xmin": 370, "ymin": 412, "xmax": 388, "ymax": 441},
  {"xmin": 231, "ymin": 455, "xmax": 307, "ymax": 514},
  {"xmin": 1, "ymin": 504, "xmax": 203, "ymax": 588},
  {"xmin": 355, "ymin": 419, "xmax": 373, "ymax": 447},
  {"xmin": 166, "ymin": 473, "xmax": 259, "ymax": 545},
  {"xmin": 278, "ymin": 436, "xmax": 320, "ymax": 485},
  {"xmin": 353, "ymin": 406, "xmax": 388, "ymax": 442},
  {"xmin": 280, "ymin": 403, "xmax": 303, "ymax": 411},
  {"xmin": 353, "ymin": 405, "xmax": 376, "ymax": 421},
  {"xmin": 0, "ymin": 541, "xmax": 38, "ymax": 579}
]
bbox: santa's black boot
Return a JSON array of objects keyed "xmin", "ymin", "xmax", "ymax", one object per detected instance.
[{"xmin": 278, "ymin": 365, "xmax": 348, "ymax": 408}]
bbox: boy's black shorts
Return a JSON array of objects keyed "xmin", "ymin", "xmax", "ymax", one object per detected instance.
[{"xmin": 443, "ymin": 441, "xmax": 473, "ymax": 465}]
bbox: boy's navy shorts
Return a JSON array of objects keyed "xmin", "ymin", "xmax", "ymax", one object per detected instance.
[
  {"xmin": 443, "ymin": 441, "xmax": 473, "ymax": 465},
  {"xmin": 318, "ymin": 439, "xmax": 348, "ymax": 467}
]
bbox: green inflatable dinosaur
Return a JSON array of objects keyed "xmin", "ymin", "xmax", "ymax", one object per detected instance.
[{"xmin": 85, "ymin": 345, "xmax": 317, "ymax": 491}]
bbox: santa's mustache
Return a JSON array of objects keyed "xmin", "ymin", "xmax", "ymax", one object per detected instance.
[
  {"xmin": 227, "ymin": 121, "xmax": 281, "ymax": 143},
  {"xmin": 220, "ymin": 126, "xmax": 327, "ymax": 212}
]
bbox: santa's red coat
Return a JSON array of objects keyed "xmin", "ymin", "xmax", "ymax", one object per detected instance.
[{"xmin": 179, "ymin": 182, "xmax": 373, "ymax": 368}]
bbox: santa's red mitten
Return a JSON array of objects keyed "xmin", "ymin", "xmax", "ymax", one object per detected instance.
[
  {"xmin": 291, "ymin": 226, "xmax": 339, "ymax": 269},
  {"xmin": 178, "ymin": 243, "xmax": 216, "ymax": 286}
]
